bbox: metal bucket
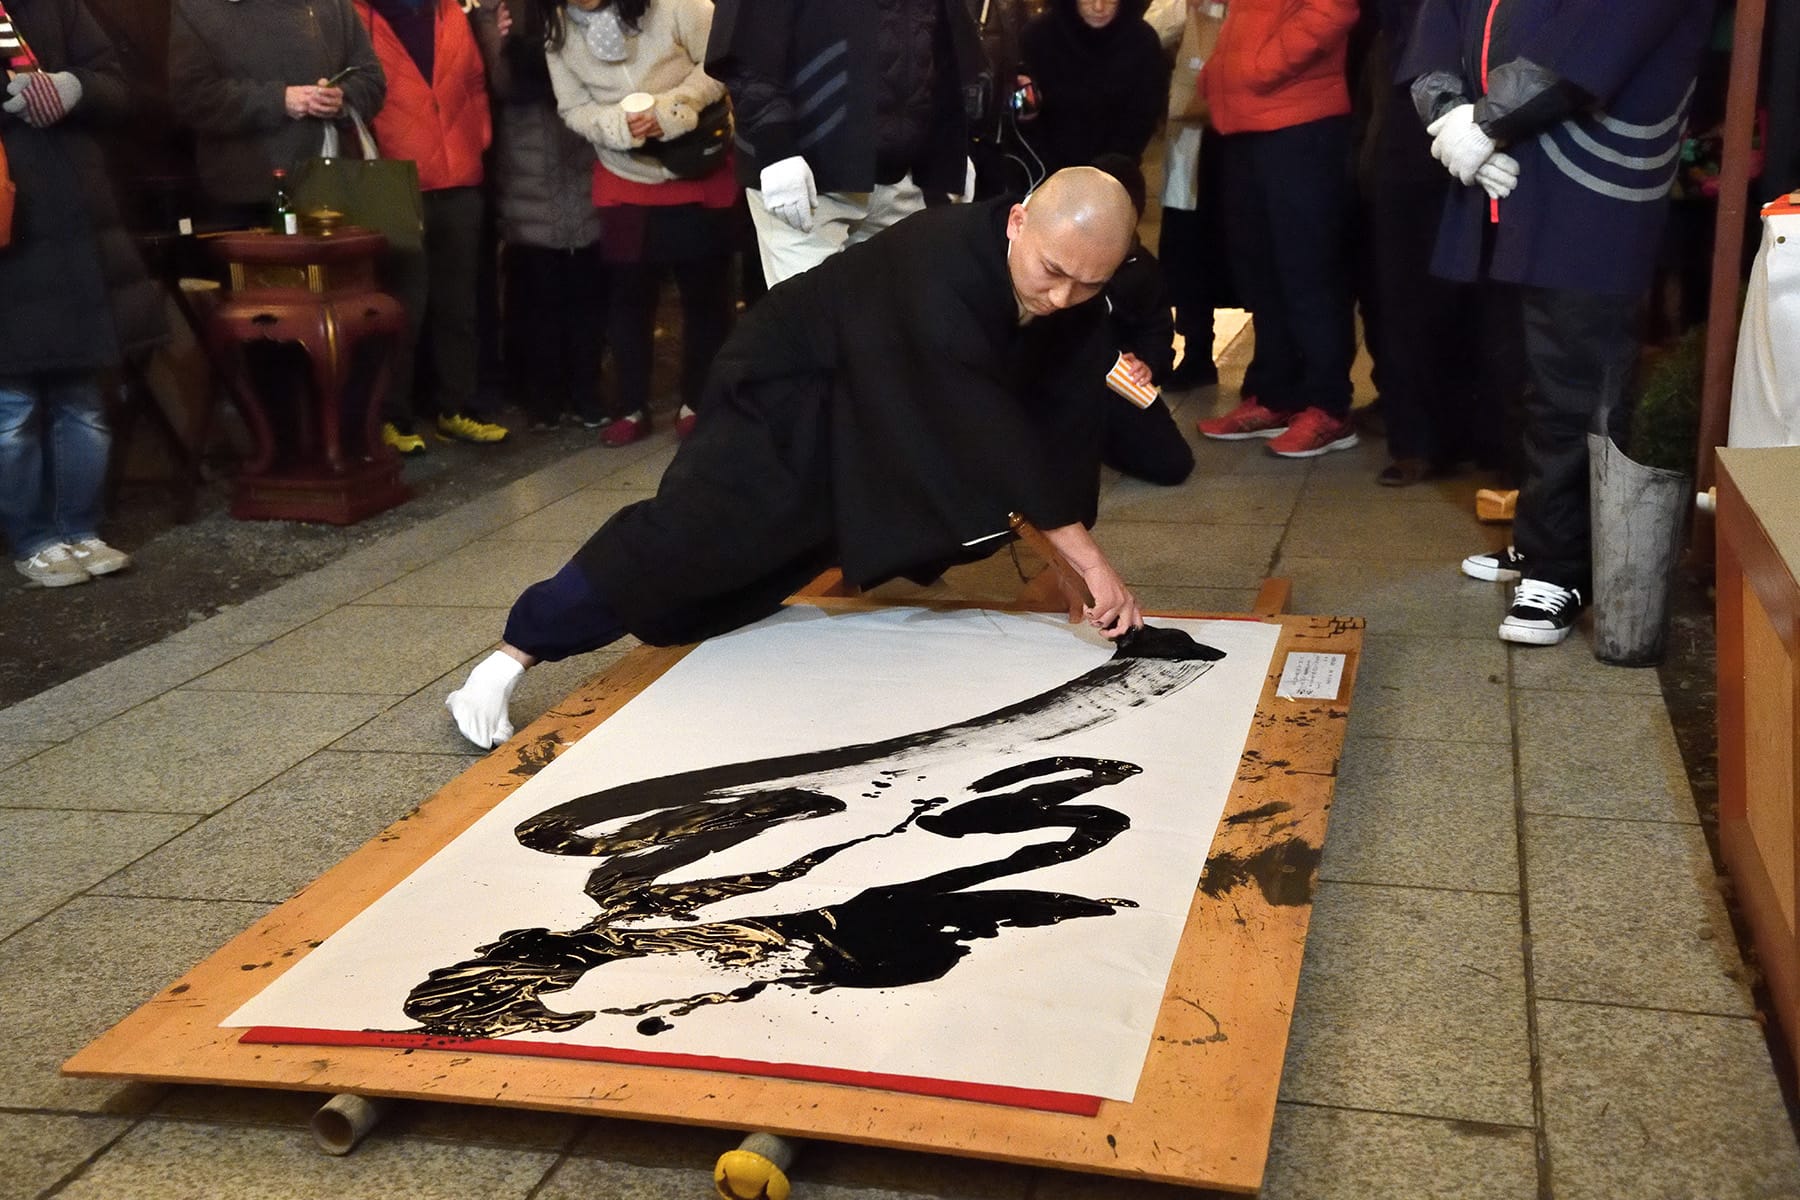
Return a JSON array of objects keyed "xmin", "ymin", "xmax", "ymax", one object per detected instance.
[{"xmin": 1587, "ymin": 432, "xmax": 1689, "ymax": 666}]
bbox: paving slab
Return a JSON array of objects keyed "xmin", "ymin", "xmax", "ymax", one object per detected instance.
[
  {"xmin": 1510, "ymin": 634, "xmax": 1665, "ymax": 693},
  {"xmin": 0, "ymin": 690, "xmax": 392, "ymax": 814},
  {"xmin": 331, "ymin": 648, "xmax": 631, "ymax": 756},
  {"xmin": 1516, "ymin": 691, "xmax": 1696, "ymax": 822},
  {"xmin": 1035, "ymin": 1103, "xmax": 1538, "ymax": 1199},
  {"xmin": 0, "ymin": 896, "xmax": 268, "ymax": 1111},
  {"xmin": 0, "ymin": 739, "xmax": 54, "ymax": 772},
  {"xmin": 185, "ymin": 605, "xmax": 509, "ymax": 696},
  {"xmin": 0, "ymin": 808, "xmax": 196, "ymax": 938},
  {"xmin": 1526, "ymin": 815, "xmax": 1752, "ymax": 1014},
  {"xmin": 1285, "ymin": 500, "xmax": 1504, "ymax": 562},
  {"xmin": 1099, "ymin": 474, "xmax": 1304, "ymax": 525},
  {"xmin": 1538, "ymin": 999, "xmax": 1800, "ymax": 1200},
  {"xmin": 1276, "ymin": 555, "xmax": 1508, "ymax": 638},
  {"xmin": 53, "ymin": 1119, "xmax": 556, "ymax": 1200},
  {"xmin": 1323, "ymin": 736, "xmax": 1518, "ymax": 893},
  {"xmin": 1342, "ymin": 634, "xmax": 1511, "ymax": 744},
  {"xmin": 0, "ymin": 637, "xmax": 255, "ymax": 744},
  {"xmin": 93, "ymin": 751, "xmax": 477, "ymax": 904},
  {"xmin": 494, "ymin": 486, "xmax": 658, "ymax": 542},
  {"xmin": 0, "ymin": 1112, "xmax": 132, "ymax": 1200},
  {"xmin": 1279, "ymin": 881, "xmax": 1534, "ymax": 1126},
  {"xmin": 1099, "ymin": 521, "xmax": 1284, "ymax": 589},
  {"xmin": 357, "ymin": 539, "xmax": 583, "ymax": 609}
]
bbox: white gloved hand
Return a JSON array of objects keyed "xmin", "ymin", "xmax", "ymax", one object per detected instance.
[
  {"xmin": 962, "ymin": 156, "xmax": 977, "ymax": 204},
  {"xmin": 3, "ymin": 70, "xmax": 83, "ymax": 128},
  {"xmin": 1475, "ymin": 151, "xmax": 1520, "ymax": 200},
  {"xmin": 445, "ymin": 650, "xmax": 525, "ymax": 750},
  {"xmin": 1426, "ymin": 103, "xmax": 1497, "ymax": 187},
  {"xmin": 759, "ymin": 155, "xmax": 817, "ymax": 233}
]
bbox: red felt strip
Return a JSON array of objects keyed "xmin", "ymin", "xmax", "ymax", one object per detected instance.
[{"xmin": 239, "ymin": 1025, "xmax": 1103, "ymax": 1116}]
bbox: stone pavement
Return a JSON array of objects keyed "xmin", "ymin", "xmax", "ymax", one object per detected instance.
[{"xmin": 3, "ymin": 382, "xmax": 1798, "ymax": 1200}]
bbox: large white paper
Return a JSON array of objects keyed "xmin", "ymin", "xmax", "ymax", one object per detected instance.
[{"xmin": 227, "ymin": 606, "xmax": 1281, "ymax": 1103}]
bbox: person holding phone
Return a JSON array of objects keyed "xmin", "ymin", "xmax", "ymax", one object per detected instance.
[{"xmin": 168, "ymin": 0, "xmax": 387, "ymax": 225}]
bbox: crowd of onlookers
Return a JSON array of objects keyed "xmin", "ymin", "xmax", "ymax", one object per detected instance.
[{"xmin": 4, "ymin": 0, "xmax": 1716, "ymax": 650}]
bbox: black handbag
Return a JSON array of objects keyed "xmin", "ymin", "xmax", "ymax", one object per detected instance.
[{"xmin": 633, "ymin": 98, "xmax": 732, "ymax": 181}]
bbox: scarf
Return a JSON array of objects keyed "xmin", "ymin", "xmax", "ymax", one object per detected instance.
[{"xmin": 565, "ymin": 5, "xmax": 629, "ymax": 62}]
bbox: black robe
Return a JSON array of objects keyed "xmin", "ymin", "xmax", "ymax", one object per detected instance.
[{"xmin": 574, "ymin": 196, "xmax": 1112, "ymax": 646}]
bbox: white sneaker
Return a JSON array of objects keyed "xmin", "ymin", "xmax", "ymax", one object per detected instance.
[
  {"xmin": 68, "ymin": 537, "xmax": 131, "ymax": 576},
  {"xmin": 15, "ymin": 543, "xmax": 91, "ymax": 588}
]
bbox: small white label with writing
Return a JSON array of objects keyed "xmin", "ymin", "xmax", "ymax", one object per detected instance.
[{"xmin": 1276, "ymin": 652, "xmax": 1345, "ymax": 701}]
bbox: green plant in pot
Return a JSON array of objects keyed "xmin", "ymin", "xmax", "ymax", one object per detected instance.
[{"xmin": 1588, "ymin": 323, "xmax": 1705, "ymax": 667}]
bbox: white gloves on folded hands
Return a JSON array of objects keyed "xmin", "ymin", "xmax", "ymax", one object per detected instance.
[
  {"xmin": 1427, "ymin": 103, "xmax": 1497, "ymax": 186},
  {"xmin": 1475, "ymin": 152, "xmax": 1520, "ymax": 200},
  {"xmin": 759, "ymin": 155, "xmax": 817, "ymax": 233},
  {"xmin": 1427, "ymin": 103, "xmax": 1520, "ymax": 199}
]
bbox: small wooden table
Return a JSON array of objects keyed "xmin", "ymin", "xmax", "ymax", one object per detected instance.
[
  {"xmin": 207, "ymin": 228, "xmax": 409, "ymax": 524},
  {"xmin": 1717, "ymin": 446, "xmax": 1800, "ymax": 1066}
]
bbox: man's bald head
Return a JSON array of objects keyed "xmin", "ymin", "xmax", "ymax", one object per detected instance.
[{"xmin": 1004, "ymin": 167, "xmax": 1138, "ymax": 318}]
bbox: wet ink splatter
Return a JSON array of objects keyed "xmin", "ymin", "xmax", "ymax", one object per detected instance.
[
  {"xmin": 1198, "ymin": 837, "xmax": 1322, "ymax": 907},
  {"xmin": 402, "ymin": 630, "xmax": 1226, "ymax": 1039}
]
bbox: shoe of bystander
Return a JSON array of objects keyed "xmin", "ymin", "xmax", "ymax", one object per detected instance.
[
  {"xmin": 68, "ymin": 537, "xmax": 130, "ymax": 576},
  {"xmin": 436, "ymin": 414, "xmax": 509, "ymax": 444},
  {"xmin": 1197, "ymin": 397, "xmax": 1288, "ymax": 441},
  {"xmin": 1267, "ymin": 408, "xmax": 1358, "ymax": 458},
  {"xmin": 1461, "ymin": 545, "xmax": 1526, "ymax": 582},
  {"xmin": 1499, "ymin": 578, "xmax": 1585, "ymax": 645},
  {"xmin": 602, "ymin": 411, "xmax": 648, "ymax": 447},
  {"xmin": 15, "ymin": 544, "xmax": 90, "ymax": 588}
]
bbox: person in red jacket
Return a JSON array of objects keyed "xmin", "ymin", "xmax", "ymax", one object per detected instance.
[
  {"xmin": 1193, "ymin": 0, "xmax": 1361, "ymax": 458},
  {"xmin": 358, "ymin": 0, "xmax": 508, "ymax": 451}
]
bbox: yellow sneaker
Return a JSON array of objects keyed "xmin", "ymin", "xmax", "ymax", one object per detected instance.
[
  {"xmin": 436, "ymin": 413, "xmax": 509, "ymax": 444},
  {"xmin": 382, "ymin": 422, "xmax": 427, "ymax": 456}
]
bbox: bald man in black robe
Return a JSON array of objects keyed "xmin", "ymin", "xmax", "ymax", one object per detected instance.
[{"xmin": 449, "ymin": 168, "xmax": 1145, "ymax": 749}]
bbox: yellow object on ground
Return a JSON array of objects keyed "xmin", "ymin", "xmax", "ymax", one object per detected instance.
[{"xmin": 714, "ymin": 1148, "xmax": 791, "ymax": 1200}]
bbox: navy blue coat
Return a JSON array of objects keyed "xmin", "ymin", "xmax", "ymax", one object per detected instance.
[{"xmin": 1401, "ymin": 0, "xmax": 1713, "ymax": 296}]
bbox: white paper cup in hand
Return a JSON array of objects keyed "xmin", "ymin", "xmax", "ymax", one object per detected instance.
[{"xmin": 620, "ymin": 92, "xmax": 655, "ymax": 116}]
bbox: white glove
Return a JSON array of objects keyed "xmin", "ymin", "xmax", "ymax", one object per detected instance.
[
  {"xmin": 962, "ymin": 156, "xmax": 977, "ymax": 204},
  {"xmin": 759, "ymin": 155, "xmax": 817, "ymax": 233},
  {"xmin": 1475, "ymin": 151, "xmax": 1520, "ymax": 201},
  {"xmin": 1426, "ymin": 103, "xmax": 1497, "ymax": 187},
  {"xmin": 3, "ymin": 70, "xmax": 83, "ymax": 128}
]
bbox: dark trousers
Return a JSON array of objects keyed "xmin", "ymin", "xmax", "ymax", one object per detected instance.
[
  {"xmin": 386, "ymin": 186, "xmax": 487, "ymax": 425},
  {"xmin": 505, "ymin": 242, "xmax": 608, "ymax": 426},
  {"xmin": 1369, "ymin": 88, "xmax": 1523, "ymax": 469},
  {"xmin": 1513, "ymin": 286, "xmax": 1643, "ymax": 590},
  {"xmin": 1102, "ymin": 395, "xmax": 1195, "ymax": 486},
  {"xmin": 1219, "ymin": 116, "xmax": 1356, "ymax": 417},
  {"xmin": 606, "ymin": 256, "xmax": 732, "ymax": 418},
  {"xmin": 504, "ymin": 560, "xmax": 626, "ymax": 662}
]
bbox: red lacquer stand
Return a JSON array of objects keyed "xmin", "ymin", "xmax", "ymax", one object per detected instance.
[{"xmin": 207, "ymin": 228, "xmax": 410, "ymax": 524}]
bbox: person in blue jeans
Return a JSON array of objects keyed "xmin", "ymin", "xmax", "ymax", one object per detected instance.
[{"xmin": 1, "ymin": 0, "xmax": 163, "ymax": 587}]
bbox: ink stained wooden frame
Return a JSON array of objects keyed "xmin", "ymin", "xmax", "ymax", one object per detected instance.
[{"xmin": 64, "ymin": 597, "xmax": 1362, "ymax": 1195}]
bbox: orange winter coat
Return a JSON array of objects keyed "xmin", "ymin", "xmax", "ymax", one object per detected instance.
[
  {"xmin": 1199, "ymin": 0, "xmax": 1357, "ymax": 134},
  {"xmin": 355, "ymin": 0, "xmax": 491, "ymax": 191}
]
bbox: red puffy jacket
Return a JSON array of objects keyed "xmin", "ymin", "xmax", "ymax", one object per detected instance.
[
  {"xmin": 1200, "ymin": 0, "xmax": 1358, "ymax": 134},
  {"xmin": 355, "ymin": 0, "xmax": 491, "ymax": 191}
]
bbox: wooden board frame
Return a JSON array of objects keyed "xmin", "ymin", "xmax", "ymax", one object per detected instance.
[{"xmin": 65, "ymin": 595, "xmax": 1362, "ymax": 1194}]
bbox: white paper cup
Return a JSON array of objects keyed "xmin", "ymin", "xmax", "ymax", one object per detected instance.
[{"xmin": 620, "ymin": 92, "xmax": 655, "ymax": 116}]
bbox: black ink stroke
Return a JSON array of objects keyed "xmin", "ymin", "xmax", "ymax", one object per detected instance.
[{"xmin": 400, "ymin": 627, "xmax": 1225, "ymax": 1040}]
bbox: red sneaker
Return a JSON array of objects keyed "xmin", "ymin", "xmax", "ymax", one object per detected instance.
[
  {"xmin": 674, "ymin": 406, "xmax": 698, "ymax": 440},
  {"xmin": 1266, "ymin": 408, "xmax": 1360, "ymax": 458},
  {"xmin": 601, "ymin": 412, "xmax": 647, "ymax": 447},
  {"xmin": 1197, "ymin": 398, "xmax": 1289, "ymax": 440}
]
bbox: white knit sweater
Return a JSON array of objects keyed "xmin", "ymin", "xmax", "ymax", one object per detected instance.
[{"xmin": 545, "ymin": 0, "xmax": 726, "ymax": 186}]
